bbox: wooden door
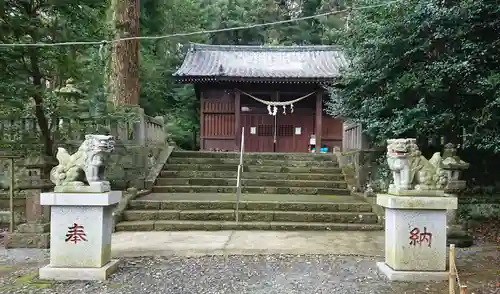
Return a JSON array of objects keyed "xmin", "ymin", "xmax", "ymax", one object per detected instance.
[
  {"xmin": 275, "ymin": 111, "xmax": 315, "ymax": 152},
  {"xmin": 241, "ymin": 114, "xmax": 274, "ymax": 152}
]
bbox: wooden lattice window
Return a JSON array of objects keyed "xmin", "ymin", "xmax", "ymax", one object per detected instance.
[
  {"xmin": 257, "ymin": 125, "xmax": 273, "ymax": 136},
  {"xmin": 278, "ymin": 125, "xmax": 294, "ymax": 137}
]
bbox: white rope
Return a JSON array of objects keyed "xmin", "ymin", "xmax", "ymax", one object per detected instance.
[
  {"xmin": 238, "ymin": 89, "xmax": 315, "ymax": 106},
  {"xmin": 237, "ymin": 89, "xmax": 316, "ymax": 116},
  {"xmin": 0, "ymin": 1, "xmax": 402, "ymax": 48}
]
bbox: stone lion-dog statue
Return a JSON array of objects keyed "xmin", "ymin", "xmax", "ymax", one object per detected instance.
[
  {"xmin": 50, "ymin": 134, "xmax": 115, "ymax": 188},
  {"xmin": 386, "ymin": 138, "xmax": 447, "ymax": 192}
]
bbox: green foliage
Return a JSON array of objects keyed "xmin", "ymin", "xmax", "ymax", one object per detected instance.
[
  {"xmin": 162, "ymin": 86, "xmax": 200, "ymax": 150},
  {"xmin": 326, "ymin": 0, "xmax": 500, "ymax": 186},
  {"xmin": 138, "ymin": 0, "xmax": 208, "ymax": 149},
  {"xmin": 327, "ymin": 0, "xmax": 500, "ymax": 152},
  {"xmin": 136, "ymin": 0, "xmax": 349, "ymax": 149},
  {"xmin": 0, "ymin": 1, "xmax": 137, "ymax": 156},
  {"xmin": 202, "ymin": 0, "xmax": 348, "ymax": 45},
  {"xmin": 371, "ymin": 153, "xmax": 390, "ymax": 192},
  {"xmin": 0, "ymin": 0, "xmax": 357, "ymax": 153}
]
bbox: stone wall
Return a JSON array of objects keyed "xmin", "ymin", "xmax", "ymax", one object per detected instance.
[
  {"xmin": 0, "ymin": 155, "xmax": 53, "ymax": 228},
  {"xmin": 0, "ymin": 107, "xmax": 170, "ymax": 247},
  {"xmin": 335, "ymin": 148, "xmax": 387, "ymax": 225},
  {"xmin": 0, "ymin": 193, "xmax": 26, "ymax": 226},
  {"xmin": 0, "ymin": 107, "xmax": 167, "ymax": 190},
  {"xmin": 335, "ymin": 149, "xmax": 381, "ymax": 193},
  {"xmin": 53, "ymin": 140, "xmax": 167, "ymax": 191}
]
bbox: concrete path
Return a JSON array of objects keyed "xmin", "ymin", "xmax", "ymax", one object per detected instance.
[{"xmin": 111, "ymin": 231, "xmax": 385, "ymax": 257}]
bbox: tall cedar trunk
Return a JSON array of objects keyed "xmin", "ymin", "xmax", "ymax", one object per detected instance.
[{"xmin": 109, "ymin": 0, "xmax": 140, "ymax": 105}]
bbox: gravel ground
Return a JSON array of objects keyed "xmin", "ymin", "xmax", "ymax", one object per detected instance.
[{"xmin": 0, "ymin": 248, "xmax": 498, "ymax": 294}]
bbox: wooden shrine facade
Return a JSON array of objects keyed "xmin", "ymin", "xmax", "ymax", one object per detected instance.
[{"xmin": 173, "ymin": 44, "xmax": 348, "ymax": 153}]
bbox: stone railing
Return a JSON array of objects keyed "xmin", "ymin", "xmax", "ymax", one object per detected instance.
[
  {"xmin": 0, "ymin": 109, "xmax": 165, "ymax": 148},
  {"xmin": 145, "ymin": 115, "xmax": 165, "ymax": 144},
  {"xmin": 0, "ymin": 107, "xmax": 167, "ymax": 189}
]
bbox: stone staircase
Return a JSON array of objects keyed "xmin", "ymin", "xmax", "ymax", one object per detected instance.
[{"xmin": 116, "ymin": 151, "xmax": 383, "ymax": 231}]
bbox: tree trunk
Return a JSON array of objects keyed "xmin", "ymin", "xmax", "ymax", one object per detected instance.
[
  {"xmin": 28, "ymin": 49, "xmax": 53, "ymax": 158},
  {"xmin": 109, "ymin": 0, "xmax": 140, "ymax": 105},
  {"xmin": 26, "ymin": 2, "xmax": 53, "ymax": 158}
]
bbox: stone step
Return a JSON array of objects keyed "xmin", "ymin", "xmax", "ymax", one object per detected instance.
[
  {"xmin": 168, "ymin": 157, "xmax": 338, "ymax": 167},
  {"xmin": 128, "ymin": 199, "xmax": 371, "ymax": 212},
  {"xmin": 123, "ymin": 209, "xmax": 378, "ymax": 224},
  {"xmin": 170, "ymin": 151, "xmax": 338, "ymax": 161},
  {"xmin": 115, "ymin": 220, "xmax": 383, "ymax": 232},
  {"xmin": 164, "ymin": 164, "xmax": 342, "ymax": 174},
  {"xmin": 159, "ymin": 171, "xmax": 345, "ymax": 181},
  {"xmin": 151, "ymin": 185, "xmax": 351, "ymax": 195},
  {"xmin": 155, "ymin": 178, "xmax": 348, "ymax": 189}
]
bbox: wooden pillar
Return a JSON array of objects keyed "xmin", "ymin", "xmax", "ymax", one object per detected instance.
[
  {"xmin": 234, "ymin": 90, "xmax": 241, "ymax": 151},
  {"xmin": 315, "ymin": 90, "xmax": 323, "ymax": 150},
  {"xmin": 273, "ymin": 91, "xmax": 279, "ymax": 152},
  {"xmin": 200, "ymin": 91, "xmax": 205, "ymax": 150}
]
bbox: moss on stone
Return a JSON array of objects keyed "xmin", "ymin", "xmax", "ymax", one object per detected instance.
[
  {"xmin": 115, "ymin": 220, "xmax": 383, "ymax": 231},
  {"xmin": 11, "ymin": 271, "xmax": 54, "ymax": 290},
  {"xmin": 106, "ymin": 283, "xmax": 124, "ymax": 289},
  {"xmin": 152, "ymin": 186, "xmax": 351, "ymax": 195},
  {"xmin": 168, "ymin": 158, "xmax": 339, "ymax": 168},
  {"xmin": 170, "ymin": 151, "xmax": 338, "ymax": 162},
  {"xmin": 0, "ymin": 265, "xmax": 14, "ymax": 271}
]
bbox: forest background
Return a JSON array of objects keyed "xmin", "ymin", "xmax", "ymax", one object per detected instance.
[{"xmin": 1, "ymin": 0, "xmax": 499, "ymax": 192}]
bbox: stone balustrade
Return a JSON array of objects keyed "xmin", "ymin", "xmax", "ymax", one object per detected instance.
[
  {"xmin": 0, "ymin": 108, "xmax": 165, "ymax": 148},
  {"xmin": 145, "ymin": 115, "xmax": 165, "ymax": 144}
]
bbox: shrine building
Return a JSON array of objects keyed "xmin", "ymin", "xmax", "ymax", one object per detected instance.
[{"xmin": 173, "ymin": 43, "xmax": 347, "ymax": 153}]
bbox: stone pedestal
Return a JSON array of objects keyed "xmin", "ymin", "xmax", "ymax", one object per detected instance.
[
  {"xmin": 38, "ymin": 191, "xmax": 121, "ymax": 281},
  {"xmin": 376, "ymin": 194, "xmax": 457, "ymax": 281}
]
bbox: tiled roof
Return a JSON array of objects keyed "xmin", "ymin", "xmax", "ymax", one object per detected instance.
[{"xmin": 173, "ymin": 43, "xmax": 348, "ymax": 82}]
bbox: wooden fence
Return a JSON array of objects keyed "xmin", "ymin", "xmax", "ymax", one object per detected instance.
[
  {"xmin": 449, "ymin": 244, "xmax": 469, "ymax": 294},
  {"xmin": 343, "ymin": 122, "xmax": 361, "ymax": 151},
  {"xmin": 342, "ymin": 121, "xmax": 367, "ymax": 151}
]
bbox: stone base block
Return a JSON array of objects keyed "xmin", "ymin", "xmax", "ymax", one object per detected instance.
[
  {"xmin": 54, "ymin": 181, "xmax": 111, "ymax": 193},
  {"xmin": 444, "ymin": 180, "xmax": 466, "ymax": 193},
  {"xmin": 41, "ymin": 191, "xmax": 121, "ymax": 206},
  {"xmin": 387, "ymin": 186, "xmax": 446, "ymax": 197},
  {"xmin": 377, "ymin": 194, "xmax": 457, "ymax": 209},
  {"xmin": 4, "ymin": 232, "xmax": 50, "ymax": 249},
  {"xmin": 16, "ymin": 223, "xmax": 51, "ymax": 234},
  {"xmin": 376, "ymin": 262, "xmax": 449, "ymax": 282},
  {"xmin": 377, "ymin": 194, "xmax": 457, "ymax": 272},
  {"xmin": 39, "ymin": 259, "xmax": 120, "ymax": 281}
]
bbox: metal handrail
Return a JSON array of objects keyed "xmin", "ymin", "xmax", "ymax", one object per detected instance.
[{"xmin": 235, "ymin": 127, "xmax": 244, "ymax": 222}]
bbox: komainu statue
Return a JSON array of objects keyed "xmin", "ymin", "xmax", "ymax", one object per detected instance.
[
  {"xmin": 50, "ymin": 134, "xmax": 115, "ymax": 190},
  {"xmin": 386, "ymin": 138, "xmax": 413, "ymax": 191},
  {"xmin": 386, "ymin": 138, "xmax": 448, "ymax": 193}
]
